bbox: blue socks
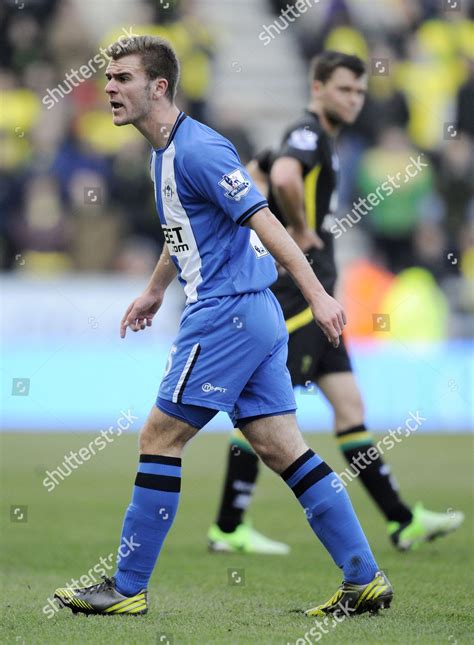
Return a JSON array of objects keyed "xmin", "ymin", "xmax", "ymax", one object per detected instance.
[
  {"xmin": 114, "ymin": 449, "xmax": 377, "ymax": 596},
  {"xmin": 114, "ymin": 455, "xmax": 181, "ymax": 596},
  {"xmin": 282, "ymin": 449, "xmax": 378, "ymax": 584}
]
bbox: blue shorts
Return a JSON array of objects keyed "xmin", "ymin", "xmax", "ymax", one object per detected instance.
[{"xmin": 157, "ymin": 289, "xmax": 296, "ymax": 428}]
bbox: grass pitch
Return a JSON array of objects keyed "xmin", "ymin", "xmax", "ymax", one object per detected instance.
[{"xmin": 1, "ymin": 432, "xmax": 472, "ymax": 644}]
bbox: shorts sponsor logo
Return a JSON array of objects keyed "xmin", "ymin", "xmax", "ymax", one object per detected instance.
[{"xmin": 202, "ymin": 382, "xmax": 227, "ymax": 394}]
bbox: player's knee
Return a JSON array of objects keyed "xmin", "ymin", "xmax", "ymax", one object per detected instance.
[
  {"xmin": 139, "ymin": 408, "xmax": 195, "ymax": 454},
  {"xmin": 251, "ymin": 439, "xmax": 307, "ymax": 474},
  {"xmin": 251, "ymin": 441, "xmax": 274, "ymax": 469},
  {"xmin": 139, "ymin": 423, "xmax": 186, "ymax": 454}
]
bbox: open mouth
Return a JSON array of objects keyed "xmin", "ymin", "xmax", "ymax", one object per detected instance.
[{"xmin": 110, "ymin": 101, "xmax": 124, "ymax": 110}]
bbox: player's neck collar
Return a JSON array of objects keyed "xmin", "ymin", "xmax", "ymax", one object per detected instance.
[
  {"xmin": 305, "ymin": 108, "xmax": 321, "ymax": 125},
  {"xmin": 154, "ymin": 111, "xmax": 187, "ymax": 152}
]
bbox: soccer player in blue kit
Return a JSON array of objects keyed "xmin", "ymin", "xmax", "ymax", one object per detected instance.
[{"xmin": 54, "ymin": 36, "xmax": 393, "ymax": 617}]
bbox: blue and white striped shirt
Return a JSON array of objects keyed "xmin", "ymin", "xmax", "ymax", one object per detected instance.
[{"xmin": 150, "ymin": 113, "xmax": 277, "ymax": 303}]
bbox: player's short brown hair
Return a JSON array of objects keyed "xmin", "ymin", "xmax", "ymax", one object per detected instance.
[
  {"xmin": 106, "ymin": 35, "xmax": 180, "ymax": 101},
  {"xmin": 310, "ymin": 51, "xmax": 366, "ymax": 84}
]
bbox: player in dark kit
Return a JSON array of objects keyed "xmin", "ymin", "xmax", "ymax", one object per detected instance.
[{"xmin": 208, "ymin": 51, "xmax": 464, "ymax": 556}]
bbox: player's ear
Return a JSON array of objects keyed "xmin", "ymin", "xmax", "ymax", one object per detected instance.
[
  {"xmin": 311, "ymin": 79, "xmax": 323, "ymax": 100},
  {"xmin": 152, "ymin": 77, "xmax": 169, "ymax": 100}
]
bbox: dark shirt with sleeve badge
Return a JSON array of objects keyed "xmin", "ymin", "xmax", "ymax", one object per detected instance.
[{"xmin": 256, "ymin": 111, "xmax": 340, "ymax": 318}]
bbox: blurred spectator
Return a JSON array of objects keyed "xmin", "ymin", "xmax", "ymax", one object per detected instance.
[
  {"xmin": 51, "ymin": 130, "xmax": 110, "ymax": 205},
  {"xmin": 354, "ymin": 60, "xmax": 410, "ymax": 145},
  {"xmin": 395, "ymin": 16, "xmax": 470, "ymax": 150},
  {"xmin": 1, "ymin": 0, "xmax": 59, "ymax": 70},
  {"xmin": 9, "ymin": 174, "xmax": 72, "ymax": 273},
  {"xmin": 456, "ymin": 59, "xmax": 474, "ymax": 138},
  {"xmin": 338, "ymin": 57, "xmax": 411, "ymax": 206},
  {"xmin": 109, "ymin": 139, "xmax": 161, "ymax": 242},
  {"xmin": 436, "ymin": 136, "xmax": 474, "ymax": 240},
  {"xmin": 356, "ymin": 127, "xmax": 435, "ymax": 272},
  {"xmin": 0, "ymin": 165, "xmax": 24, "ymax": 269},
  {"xmin": 114, "ymin": 235, "xmax": 160, "ymax": 276},
  {"xmin": 413, "ymin": 219, "xmax": 450, "ymax": 282},
  {"xmin": 212, "ymin": 112, "xmax": 255, "ymax": 165},
  {"xmin": 68, "ymin": 170, "xmax": 124, "ymax": 272}
]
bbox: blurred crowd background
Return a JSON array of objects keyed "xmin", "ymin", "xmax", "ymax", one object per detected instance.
[{"xmin": 1, "ymin": 0, "xmax": 473, "ymax": 339}]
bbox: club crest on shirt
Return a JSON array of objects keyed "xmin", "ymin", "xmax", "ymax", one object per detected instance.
[
  {"xmin": 218, "ymin": 169, "xmax": 251, "ymax": 201},
  {"xmin": 163, "ymin": 178, "xmax": 175, "ymax": 203}
]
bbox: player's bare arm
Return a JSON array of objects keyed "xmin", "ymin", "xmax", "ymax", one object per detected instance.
[
  {"xmin": 270, "ymin": 157, "xmax": 324, "ymax": 251},
  {"xmin": 247, "ymin": 207, "xmax": 345, "ymax": 346},
  {"xmin": 245, "ymin": 159, "xmax": 269, "ymax": 197},
  {"xmin": 120, "ymin": 244, "xmax": 177, "ymax": 338}
]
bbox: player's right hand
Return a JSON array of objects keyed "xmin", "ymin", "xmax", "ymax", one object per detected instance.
[
  {"xmin": 120, "ymin": 290, "xmax": 163, "ymax": 338},
  {"xmin": 310, "ymin": 291, "xmax": 346, "ymax": 348}
]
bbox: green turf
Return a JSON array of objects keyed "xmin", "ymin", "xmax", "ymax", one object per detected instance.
[{"xmin": 1, "ymin": 432, "xmax": 472, "ymax": 644}]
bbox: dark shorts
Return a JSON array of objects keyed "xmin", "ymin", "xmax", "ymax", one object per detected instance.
[{"xmin": 286, "ymin": 311, "xmax": 352, "ymax": 386}]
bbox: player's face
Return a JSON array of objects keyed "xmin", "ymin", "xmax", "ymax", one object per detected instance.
[
  {"xmin": 105, "ymin": 54, "xmax": 154, "ymax": 126},
  {"xmin": 315, "ymin": 67, "xmax": 367, "ymax": 126}
]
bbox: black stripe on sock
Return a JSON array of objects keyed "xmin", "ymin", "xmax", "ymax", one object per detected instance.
[
  {"xmin": 176, "ymin": 345, "xmax": 201, "ymax": 403},
  {"xmin": 135, "ymin": 472, "xmax": 181, "ymax": 492},
  {"xmin": 292, "ymin": 462, "xmax": 332, "ymax": 498},
  {"xmin": 281, "ymin": 449, "xmax": 314, "ymax": 482},
  {"xmin": 140, "ymin": 454, "xmax": 182, "ymax": 466},
  {"xmin": 337, "ymin": 424, "xmax": 366, "ymax": 437}
]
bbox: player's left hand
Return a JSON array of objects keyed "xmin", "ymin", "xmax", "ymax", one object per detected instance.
[
  {"xmin": 310, "ymin": 292, "xmax": 346, "ymax": 348},
  {"xmin": 120, "ymin": 289, "xmax": 163, "ymax": 338}
]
